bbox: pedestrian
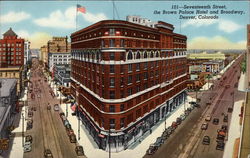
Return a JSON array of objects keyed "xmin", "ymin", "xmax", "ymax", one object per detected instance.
[{"xmin": 150, "ymin": 129, "xmax": 152, "ymax": 134}]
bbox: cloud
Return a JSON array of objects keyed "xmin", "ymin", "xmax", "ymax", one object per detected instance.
[
  {"xmin": 0, "ymin": 11, "xmax": 31, "ymax": 23},
  {"xmin": 16, "ymin": 30, "xmax": 52, "ymax": 49},
  {"xmin": 182, "ymin": 19, "xmax": 218, "ymax": 28},
  {"xmin": 182, "ymin": 18, "xmax": 242, "ymax": 33},
  {"xmin": 82, "ymin": 12, "xmax": 107, "ymax": 23},
  {"xmin": 218, "ymin": 20, "xmax": 242, "ymax": 33},
  {"xmin": 33, "ymin": 6, "xmax": 107, "ymax": 29},
  {"xmin": 188, "ymin": 36, "xmax": 246, "ymax": 49}
]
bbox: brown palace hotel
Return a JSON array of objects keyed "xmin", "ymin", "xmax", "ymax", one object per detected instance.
[{"xmin": 71, "ymin": 18, "xmax": 187, "ymax": 152}]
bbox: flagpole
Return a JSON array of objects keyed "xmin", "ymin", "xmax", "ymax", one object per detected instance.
[{"xmin": 76, "ymin": 4, "xmax": 78, "ymax": 31}]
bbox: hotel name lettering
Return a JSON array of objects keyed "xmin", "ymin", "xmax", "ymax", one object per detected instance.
[{"xmin": 153, "ymin": 5, "xmax": 245, "ymax": 20}]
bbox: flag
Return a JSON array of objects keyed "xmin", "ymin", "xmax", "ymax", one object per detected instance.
[{"xmin": 77, "ymin": 4, "xmax": 86, "ymax": 14}]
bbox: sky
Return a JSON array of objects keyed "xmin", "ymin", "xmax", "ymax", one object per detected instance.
[{"xmin": 0, "ymin": 1, "xmax": 249, "ymax": 49}]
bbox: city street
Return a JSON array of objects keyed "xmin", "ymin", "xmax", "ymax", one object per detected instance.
[
  {"xmin": 144, "ymin": 55, "xmax": 244, "ymax": 158},
  {"xmin": 23, "ymin": 58, "xmax": 84, "ymax": 158}
]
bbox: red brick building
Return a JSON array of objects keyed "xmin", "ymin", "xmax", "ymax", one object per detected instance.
[
  {"xmin": 71, "ymin": 19, "xmax": 187, "ymax": 151},
  {"xmin": 0, "ymin": 28, "xmax": 24, "ymax": 67}
]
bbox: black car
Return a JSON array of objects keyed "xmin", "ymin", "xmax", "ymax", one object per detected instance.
[
  {"xmin": 202, "ymin": 136, "xmax": 210, "ymax": 145},
  {"xmin": 213, "ymin": 118, "xmax": 219, "ymax": 125},
  {"xmin": 75, "ymin": 146, "xmax": 84, "ymax": 156},
  {"xmin": 176, "ymin": 117, "xmax": 182, "ymax": 125},
  {"xmin": 146, "ymin": 144, "xmax": 158, "ymax": 155},
  {"xmin": 44, "ymin": 149, "xmax": 53, "ymax": 158},
  {"xmin": 223, "ymin": 115, "xmax": 228, "ymax": 122},
  {"xmin": 216, "ymin": 141, "xmax": 225, "ymax": 150},
  {"xmin": 25, "ymin": 135, "xmax": 33, "ymax": 143}
]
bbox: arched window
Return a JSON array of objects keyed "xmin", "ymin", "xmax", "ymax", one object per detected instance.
[
  {"xmin": 143, "ymin": 51, "xmax": 147, "ymax": 58},
  {"xmin": 96, "ymin": 51, "xmax": 100, "ymax": 60},
  {"xmin": 136, "ymin": 52, "xmax": 140, "ymax": 59},
  {"xmin": 127, "ymin": 51, "xmax": 133, "ymax": 60},
  {"xmin": 150, "ymin": 51, "xmax": 154, "ymax": 58},
  {"xmin": 156, "ymin": 51, "xmax": 159, "ymax": 57},
  {"xmin": 92, "ymin": 51, "xmax": 95, "ymax": 60}
]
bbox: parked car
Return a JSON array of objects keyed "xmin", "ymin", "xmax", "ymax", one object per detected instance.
[
  {"xmin": 216, "ymin": 141, "xmax": 225, "ymax": 150},
  {"xmin": 146, "ymin": 144, "xmax": 158, "ymax": 155},
  {"xmin": 23, "ymin": 141, "xmax": 32, "ymax": 152},
  {"xmin": 202, "ymin": 136, "xmax": 210, "ymax": 145},
  {"xmin": 223, "ymin": 115, "xmax": 228, "ymax": 122},
  {"xmin": 201, "ymin": 123, "xmax": 208, "ymax": 130},
  {"xmin": 69, "ymin": 134, "xmax": 76, "ymax": 143},
  {"xmin": 154, "ymin": 137, "xmax": 164, "ymax": 147},
  {"xmin": 28, "ymin": 111, "xmax": 33, "ymax": 117},
  {"xmin": 75, "ymin": 145, "xmax": 84, "ymax": 156},
  {"xmin": 176, "ymin": 117, "xmax": 182, "ymax": 125},
  {"xmin": 171, "ymin": 121, "xmax": 178, "ymax": 129},
  {"xmin": 25, "ymin": 135, "xmax": 33, "ymax": 143},
  {"xmin": 213, "ymin": 118, "xmax": 219, "ymax": 125},
  {"xmin": 180, "ymin": 114, "xmax": 186, "ymax": 121},
  {"xmin": 27, "ymin": 120, "xmax": 33, "ymax": 130},
  {"xmin": 205, "ymin": 115, "xmax": 211, "ymax": 121},
  {"xmin": 67, "ymin": 129, "xmax": 74, "ymax": 136},
  {"xmin": 221, "ymin": 125, "xmax": 228, "ymax": 132},
  {"xmin": 54, "ymin": 104, "xmax": 59, "ymax": 111},
  {"xmin": 228, "ymin": 107, "xmax": 233, "ymax": 113},
  {"xmin": 44, "ymin": 149, "xmax": 53, "ymax": 158}
]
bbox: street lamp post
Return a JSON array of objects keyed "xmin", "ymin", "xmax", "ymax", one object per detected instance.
[
  {"xmin": 76, "ymin": 83, "xmax": 80, "ymax": 141},
  {"xmin": 109, "ymin": 129, "xmax": 111, "ymax": 158},
  {"xmin": 22, "ymin": 113, "xmax": 24, "ymax": 147}
]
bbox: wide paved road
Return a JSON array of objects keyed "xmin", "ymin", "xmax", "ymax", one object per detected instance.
[
  {"xmin": 23, "ymin": 58, "xmax": 84, "ymax": 158},
  {"xmin": 144, "ymin": 55, "xmax": 244, "ymax": 158}
]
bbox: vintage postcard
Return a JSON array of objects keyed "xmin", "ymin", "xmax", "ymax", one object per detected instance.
[{"xmin": 0, "ymin": 0, "xmax": 249, "ymax": 158}]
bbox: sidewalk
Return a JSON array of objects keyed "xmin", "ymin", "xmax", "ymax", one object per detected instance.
[
  {"xmin": 58, "ymin": 96, "xmax": 193, "ymax": 158},
  {"xmin": 223, "ymin": 72, "xmax": 245, "ymax": 158},
  {"xmin": 2, "ymin": 89, "xmax": 29, "ymax": 158}
]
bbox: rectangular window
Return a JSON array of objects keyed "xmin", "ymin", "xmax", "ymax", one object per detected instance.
[
  {"xmin": 120, "ymin": 118, "xmax": 125, "ymax": 128},
  {"xmin": 144, "ymin": 63, "xmax": 148, "ymax": 69},
  {"xmin": 136, "ymin": 63, "xmax": 140, "ymax": 71},
  {"xmin": 120, "ymin": 77, "xmax": 124, "ymax": 87},
  {"xmin": 128, "ymin": 64, "xmax": 132, "ymax": 72},
  {"xmin": 110, "ymin": 78, "xmax": 115, "ymax": 87},
  {"xmin": 128, "ymin": 75, "xmax": 132, "ymax": 84},
  {"xmin": 120, "ymin": 39, "xmax": 124, "ymax": 47},
  {"xmin": 110, "ymin": 39, "xmax": 115, "ymax": 47},
  {"xmin": 109, "ymin": 105, "xmax": 115, "ymax": 112},
  {"xmin": 110, "ymin": 119, "xmax": 115, "ymax": 129},
  {"xmin": 120, "ymin": 104, "xmax": 124, "ymax": 111},
  {"xmin": 110, "ymin": 52, "xmax": 115, "ymax": 60},
  {"xmin": 120, "ymin": 65, "xmax": 124, "ymax": 74},
  {"xmin": 127, "ymin": 88, "xmax": 132, "ymax": 96},
  {"xmin": 136, "ymin": 74, "xmax": 140, "ymax": 81},
  {"xmin": 109, "ymin": 29, "xmax": 115, "ymax": 35},
  {"xmin": 110, "ymin": 65, "xmax": 115, "ymax": 73},
  {"xmin": 110, "ymin": 91, "xmax": 115, "ymax": 99},
  {"xmin": 136, "ymin": 86, "xmax": 140, "ymax": 92},
  {"xmin": 144, "ymin": 72, "xmax": 148, "ymax": 80}
]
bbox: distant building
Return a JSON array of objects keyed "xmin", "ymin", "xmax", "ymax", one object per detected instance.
[
  {"xmin": 48, "ymin": 52, "xmax": 71, "ymax": 72},
  {"xmin": 0, "ymin": 28, "xmax": 24, "ymax": 67},
  {"xmin": 0, "ymin": 79, "xmax": 18, "ymax": 140},
  {"xmin": 126, "ymin": 15, "xmax": 158, "ymax": 28},
  {"xmin": 0, "ymin": 28, "xmax": 25, "ymax": 96},
  {"xmin": 187, "ymin": 52, "xmax": 226, "ymax": 60},
  {"xmin": 71, "ymin": 19, "xmax": 187, "ymax": 151},
  {"xmin": 24, "ymin": 40, "xmax": 31, "ymax": 65},
  {"xmin": 41, "ymin": 37, "xmax": 71, "ymax": 72},
  {"xmin": 53, "ymin": 64, "xmax": 71, "ymax": 87}
]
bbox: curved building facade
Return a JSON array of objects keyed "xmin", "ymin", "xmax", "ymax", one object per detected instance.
[{"xmin": 70, "ymin": 20, "xmax": 187, "ymax": 152}]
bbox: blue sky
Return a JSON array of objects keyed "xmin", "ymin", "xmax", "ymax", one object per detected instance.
[{"xmin": 0, "ymin": 1, "xmax": 249, "ymax": 49}]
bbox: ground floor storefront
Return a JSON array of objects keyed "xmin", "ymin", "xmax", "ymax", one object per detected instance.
[{"xmin": 77, "ymin": 90, "xmax": 187, "ymax": 152}]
